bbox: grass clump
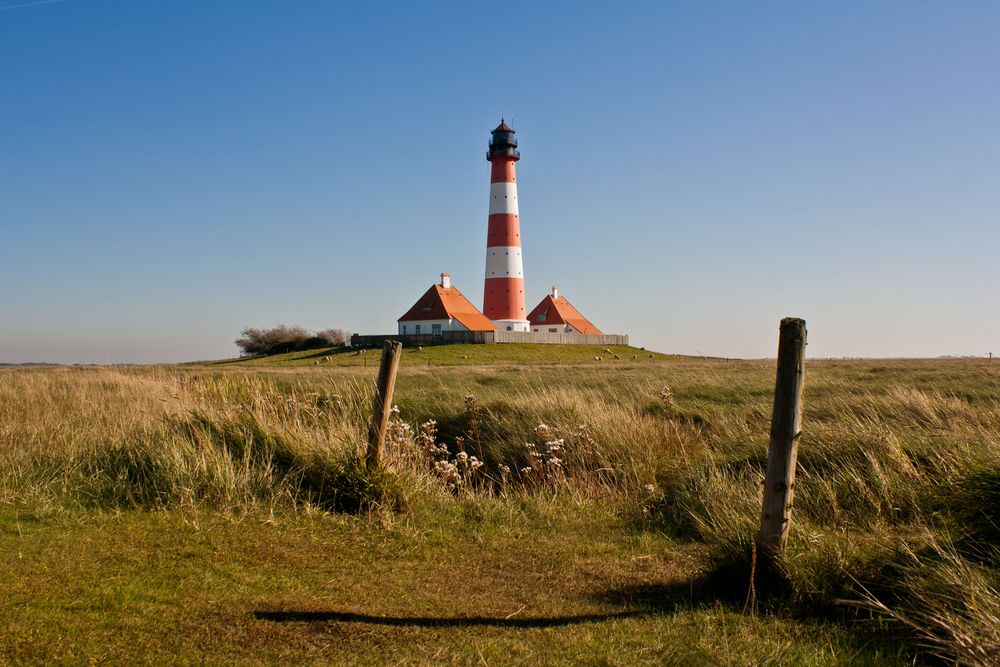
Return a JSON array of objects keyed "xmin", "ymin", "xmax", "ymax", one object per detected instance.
[
  {"xmin": 2, "ymin": 369, "xmax": 404, "ymax": 514},
  {"xmin": 634, "ymin": 367, "xmax": 1000, "ymax": 662}
]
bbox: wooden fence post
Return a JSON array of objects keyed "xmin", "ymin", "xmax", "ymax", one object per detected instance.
[
  {"xmin": 366, "ymin": 340, "xmax": 403, "ymax": 472},
  {"xmin": 758, "ymin": 318, "xmax": 807, "ymax": 560}
]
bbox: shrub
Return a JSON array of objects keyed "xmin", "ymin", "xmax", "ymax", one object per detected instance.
[
  {"xmin": 235, "ymin": 325, "xmax": 349, "ymax": 357},
  {"xmin": 316, "ymin": 328, "xmax": 350, "ymax": 346}
]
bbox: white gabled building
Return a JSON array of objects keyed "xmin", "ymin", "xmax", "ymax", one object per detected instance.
[
  {"xmin": 527, "ymin": 286, "xmax": 603, "ymax": 334},
  {"xmin": 397, "ymin": 273, "xmax": 497, "ymax": 337}
]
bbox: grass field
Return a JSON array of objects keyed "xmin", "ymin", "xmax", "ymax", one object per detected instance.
[
  {"xmin": 2, "ymin": 348, "xmax": 998, "ymax": 664},
  {"xmin": 209, "ymin": 342, "xmax": 673, "ymax": 367}
]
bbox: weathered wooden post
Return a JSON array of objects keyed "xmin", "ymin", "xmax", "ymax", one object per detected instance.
[
  {"xmin": 758, "ymin": 318, "xmax": 806, "ymax": 560},
  {"xmin": 366, "ymin": 340, "xmax": 403, "ymax": 472}
]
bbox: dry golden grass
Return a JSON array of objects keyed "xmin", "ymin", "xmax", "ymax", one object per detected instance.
[{"xmin": 1, "ymin": 357, "xmax": 998, "ymax": 663}]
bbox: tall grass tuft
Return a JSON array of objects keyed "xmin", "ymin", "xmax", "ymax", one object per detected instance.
[
  {"xmin": 1, "ymin": 368, "xmax": 402, "ymax": 513},
  {"xmin": 846, "ymin": 536, "xmax": 1000, "ymax": 666}
]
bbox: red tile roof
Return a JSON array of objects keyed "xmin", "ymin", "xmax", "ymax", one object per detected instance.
[
  {"xmin": 492, "ymin": 120, "xmax": 514, "ymax": 133},
  {"xmin": 527, "ymin": 294, "xmax": 602, "ymax": 334},
  {"xmin": 399, "ymin": 284, "xmax": 497, "ymax": 332}
]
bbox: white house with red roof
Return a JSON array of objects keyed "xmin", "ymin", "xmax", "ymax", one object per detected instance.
[
  {"xmin": 398, "ymin": 273, "xmax": 497, "ymax": 337},
  {"xmin": 526, "ymin": 287, "xmax": 602, "ymax": 335}
]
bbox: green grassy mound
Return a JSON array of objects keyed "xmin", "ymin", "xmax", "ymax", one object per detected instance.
[{"xmin": 210, "ymin": 343, "xmax": 675, "ymax": 367}]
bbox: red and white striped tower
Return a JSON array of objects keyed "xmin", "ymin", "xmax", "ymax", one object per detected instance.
[{"xmin": 483, "ymin": 119, "xmax": 529, "ymax": 331}]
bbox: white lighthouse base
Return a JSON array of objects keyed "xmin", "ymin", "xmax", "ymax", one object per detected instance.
[{"xmin": 492, "ymin": 319, "xmax": 531, "ymax": 332}]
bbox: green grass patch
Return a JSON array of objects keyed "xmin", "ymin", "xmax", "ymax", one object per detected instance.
[
  {"xmin": 210, "ymin": 343, "xmax": 675, "ymax": 367},
  {"xmin": 0, "ymin": 504, "xmax": 909, "ymax": 665}
]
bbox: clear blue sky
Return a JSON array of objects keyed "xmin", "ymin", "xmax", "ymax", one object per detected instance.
[{"xmin": 2, "ymin": 0, "xmax": 998, "ymax": 363}]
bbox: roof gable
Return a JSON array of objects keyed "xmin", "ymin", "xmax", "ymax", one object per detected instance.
[
  {"xmin": 527, "ymin": 295, "xmax": 602, "ymax": 335},
  {"xmin": 399, "ymin": 284, "xmax": 496, "ymax": 331}
]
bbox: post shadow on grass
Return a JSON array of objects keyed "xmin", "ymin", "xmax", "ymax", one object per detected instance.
[
  {"xmin": 253, "ymin": 571, "xmax": 787, "ymax": 636},
  {"xmin": 253, "ymin": 562, "xmax": 792, "ymax": 631},
  {"xmin": 253, "ymin": 609, "xmax": 647, "ymax": 628}
]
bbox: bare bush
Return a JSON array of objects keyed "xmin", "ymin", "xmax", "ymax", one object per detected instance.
[
  {"xmin": 316, "ymin": 328, "xmax": 350, "ymax": 346},
  {"xmin": 235, "ymin": 325, "xmax": 349, "ymax": 357}
]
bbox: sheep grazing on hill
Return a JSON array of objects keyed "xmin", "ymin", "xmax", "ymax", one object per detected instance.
[
  {"xmin": 322, "ymin": 356, "xmax": 330, "ymax": 363},
  {"xmin": 460, "ymin": 355, "xmax": 468, "ymax": 359},
  {"xmin": 648, "ymin": 353, "xmax": 654, "ymax": 359},
  {"xmin": 313, "ymin": 360, "xmax": 319, "ymax": 366},
  {"xmin": 603, "ymin": 348, "xmax": 612, "ymax": 354},
  {"xmin": 594, "ymin": 356, "xmax": 602, "ymax": 361},
  {"xmin": 632, "ymin": 354, "xmax": 638, "ymax": 360},
  {"xmin": 613, "ymin": 354, "xmax": 621, "ymax": 360},
  {"xmin": 416, "ymin": 346, "xmax": 423, "ymax": 351}
]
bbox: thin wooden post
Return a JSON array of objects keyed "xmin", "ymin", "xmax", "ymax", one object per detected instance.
[
  {"xmin": 758, "ymin": 318, "xmax": 806, "ymax": 559},
  {"xmin": 366, "ymin": 340, "xmax": 403, "ymax": 471}
]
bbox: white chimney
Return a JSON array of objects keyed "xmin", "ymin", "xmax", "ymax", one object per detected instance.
[
  {"xmin": 441, "ymin": 272, "xmax": 452, "ymax": 289},
  {"xmin": 551, "ymin": 285, "xmax": 559, "ymax": 299}
]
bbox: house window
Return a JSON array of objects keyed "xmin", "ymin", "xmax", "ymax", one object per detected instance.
[
  {"xmin": 548, "ymin": 328, "xmax": 557, "ymax": 333},
  {"xmin": 537, "ymin": 313, "xmax": 546, "ymax": 322},
  {"xmin": 402, "ymin": 325, "xmax": 407, "ymax": 334},
  {"xmin": 506, "ymin": 326, "xmax": 512, "ymax": 331},
  {"xmin": 415, "ymin": 325, "xmax": 421, "ymax": 335},
  {"xmin": 432, "ymin": 324, "xmax": 441, "ymax": 336}
]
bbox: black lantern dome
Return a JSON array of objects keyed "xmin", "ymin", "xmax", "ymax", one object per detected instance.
[{"xmin": 487, "ymin": 119, "xmax": 520, "ymax": 160}]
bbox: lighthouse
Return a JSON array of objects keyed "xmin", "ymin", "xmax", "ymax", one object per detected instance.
[{"xmin": 483, "ymin": 119, "xmax": 530, "ymax": 331}]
